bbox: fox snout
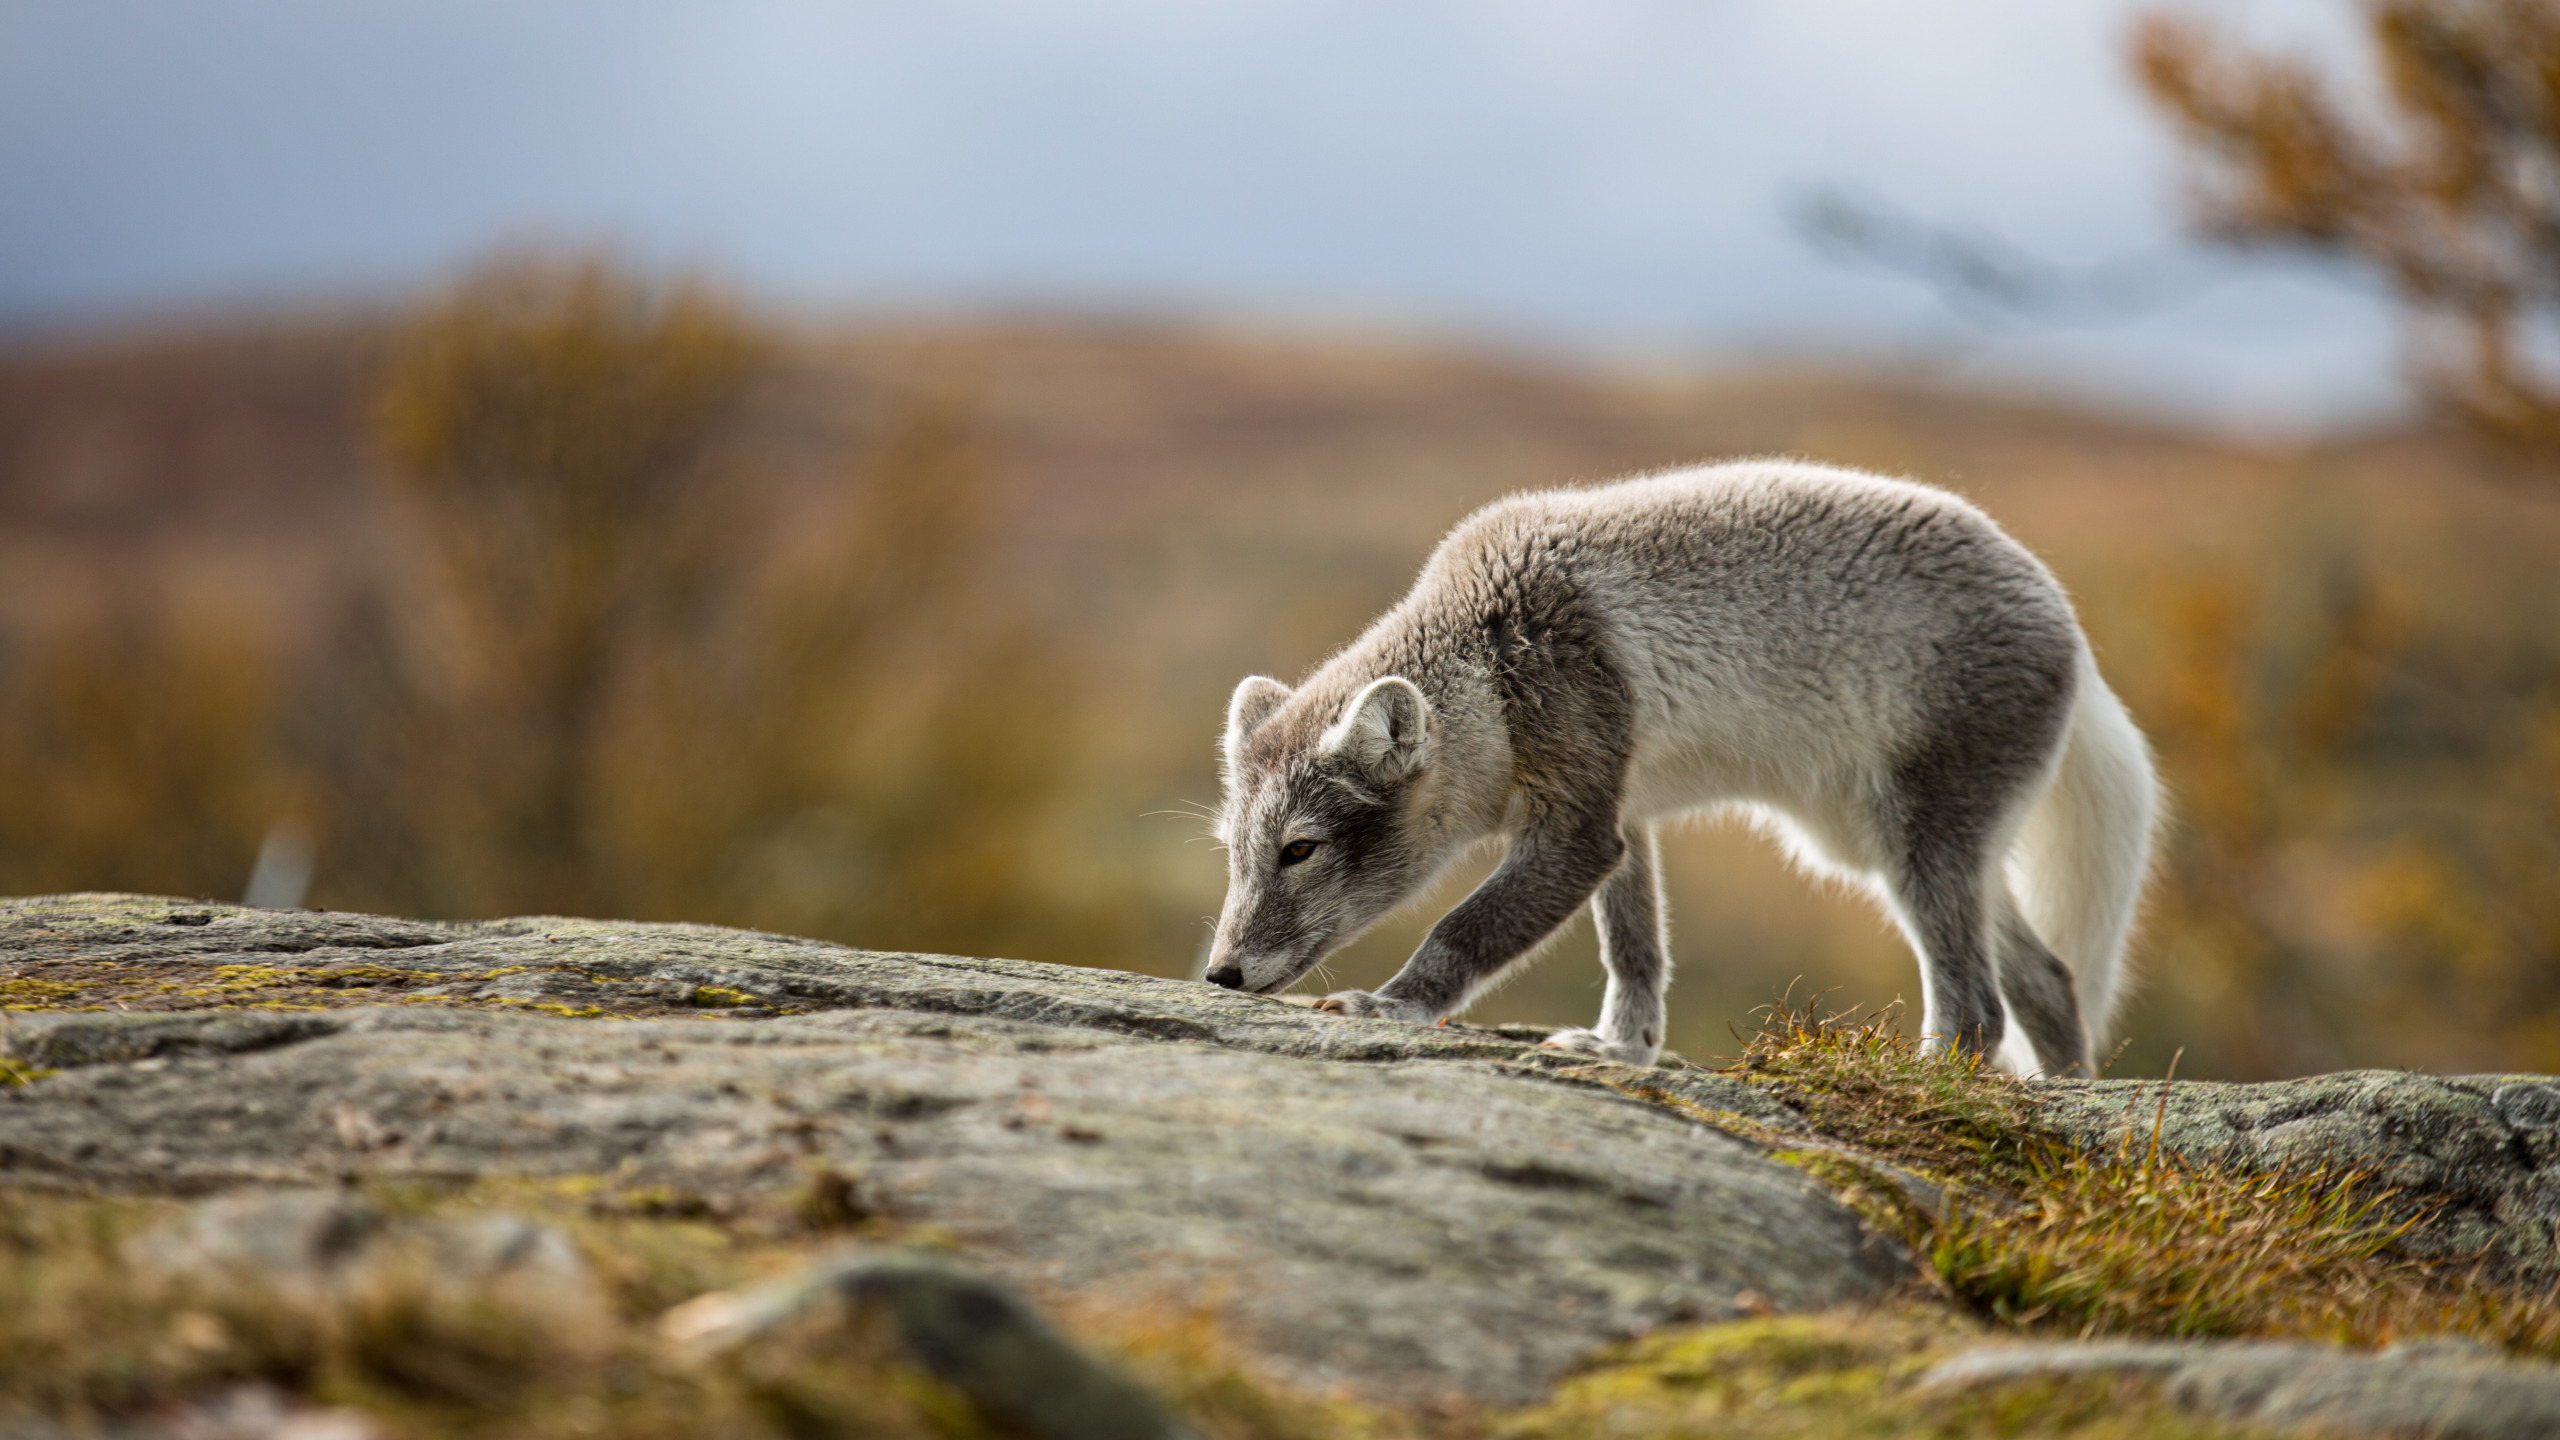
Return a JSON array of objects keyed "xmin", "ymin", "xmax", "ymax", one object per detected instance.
[{"xmin": 1202, "ymin": 935, "xmax": 1308, "ymax": 994}]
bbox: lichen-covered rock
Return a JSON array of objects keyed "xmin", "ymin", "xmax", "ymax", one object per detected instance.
[
  {"xmin": 0, "ymin": 892, "xmax": 1792, "ymax": 1124},
  {"xmin": 0, "ymin": 894, "xmax": 1884, "ymax": 1405}
]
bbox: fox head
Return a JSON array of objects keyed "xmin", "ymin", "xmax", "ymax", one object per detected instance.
[{"xmin": 1205, "ymin": 673, "xmax": 1444, "ymax": 994}]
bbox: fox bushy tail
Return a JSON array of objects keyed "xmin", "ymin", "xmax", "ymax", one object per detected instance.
[{"xmin": 2007, "ymin": 650, "xmax": 2162, "ymax": 1043}]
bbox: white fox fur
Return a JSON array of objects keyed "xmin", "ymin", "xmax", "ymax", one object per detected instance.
[{"xmin": 1206, "ymin": 460, "xmax": 2161, "ymax": 1074}]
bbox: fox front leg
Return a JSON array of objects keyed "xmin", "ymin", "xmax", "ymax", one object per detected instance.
[
  {"xmin": 1536, "ymin": 820, "xmax": 1668, "ymax": 1067},
  {"xmin": 1318, "ymin": 810, "xmax": 1626, "ymax": 1025}
]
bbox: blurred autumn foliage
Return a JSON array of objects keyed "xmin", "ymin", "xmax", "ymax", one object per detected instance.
[
  {"xmin": 2121, "ymin": 543, "xmax": 2560, "ymax": 1078},
  {"xmin": 2135, "ymin": 0, "xmax": 2560, "ymax": 449},
  {"xmin": 0, "ymin": 254, "xmax": 1114, "ymax": 964},
  {"xmin": 0, "ymin": 597, "xmax": 280, "ymax": 900},
  {"xmin": 362, "ymin": 255, "xmax": 767, "ymax": 919},
  {"xmin": 2110, "ymin": 0, "xmax": 2560, "ymax": 1075}
]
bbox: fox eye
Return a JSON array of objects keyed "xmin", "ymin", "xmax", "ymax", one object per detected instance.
[{"xmin": 1278, "ymin": 839, "xmax": 1318, "ymax": 867}]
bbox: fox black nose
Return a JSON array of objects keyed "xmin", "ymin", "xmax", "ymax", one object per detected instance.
[{"xmin": 1204, "ymin": 964, "xmax": 1244, "ymax": 990}]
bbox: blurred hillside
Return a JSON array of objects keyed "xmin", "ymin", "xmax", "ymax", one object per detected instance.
[{"xmin": 5, "ymin": 288, "xmax": 2558, "ymax": 1081}]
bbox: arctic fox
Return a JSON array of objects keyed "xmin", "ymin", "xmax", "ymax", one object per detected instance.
[{"xmin": 1203, "ymin": 460, "xmax": 2159, "ymax": 1076}]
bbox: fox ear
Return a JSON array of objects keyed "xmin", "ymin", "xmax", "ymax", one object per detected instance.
[
  {"xmin": 1322, "ymin": 677, "xmax": 1433, "ymax": 784},
  {"xmin": 1223, "ymin": 676, "xmax": 1293, "ymax": 778}
]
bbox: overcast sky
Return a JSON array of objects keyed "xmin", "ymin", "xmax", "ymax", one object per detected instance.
[{"xmin": 0, "ymin": 0, "xmax": 2401, "ymax": 427}]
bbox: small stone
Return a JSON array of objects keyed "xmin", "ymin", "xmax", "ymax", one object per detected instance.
[
  {"xmin": 431, "ymin": 1213, "xmax": 590, "ymax": 1287},
  {"xmin": 661, "ymin": 1251, "xmax": 1195, "ymax": 1440},
  {"xmin": 843, "ymin": 1253, "xmax": 1194, "ymax": 1440}
]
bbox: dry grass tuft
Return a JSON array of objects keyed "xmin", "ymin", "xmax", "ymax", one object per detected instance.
[
  {"xmin": 1726, "ymin": 1003, "xmax": 2560, "ymax": 1352},
  {"xmin": 1930, "ymin": 1133, "xmax": 2416, "ymax": 1340}
]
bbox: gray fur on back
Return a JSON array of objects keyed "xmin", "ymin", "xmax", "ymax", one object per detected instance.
[{"xmin": 1207, "ymin": 459, "xmax": 2160, "ymax": 1074}]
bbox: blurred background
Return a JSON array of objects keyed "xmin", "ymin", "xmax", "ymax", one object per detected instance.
[{"xmin": 5, "ymin": 0, "xmax": 2558, "ymax": 1080}]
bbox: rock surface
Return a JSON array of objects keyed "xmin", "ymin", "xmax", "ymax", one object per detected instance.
[
  {"xmin": 0, "ymin": 894, "xmax": 1883, "ymax": 1406},
  {"xmin": 1923, "ymin": 1337, "xmax": 2560, "ymax": 1439},
  {"xmin": 16, "ymin": 892, "xmax": 2560, "ymax": 1408}
]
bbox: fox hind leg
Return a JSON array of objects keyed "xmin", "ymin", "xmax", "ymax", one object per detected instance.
[
  {"xmin": 1993, "ymin": 895, "xmax": 2090, "ymax": 1076},
  {"xmin": 1888, "ymin": 837, "xmax": 2007, "ymax": 1060},
  {"xmin": 1541, "ymin": 820, "xmax": 1669, "ymax": 1067},
  {"xmin": 1885, "ymin": 753, "xmax": 2038, "ymax": 1062},
  {"xmin": 1902, "ymin": 863, "xmax": 2088, "ymax": 1075},
  {"xmin": 1888, "ymin": 633, "xmax": 2080, "ymax": 1062}
]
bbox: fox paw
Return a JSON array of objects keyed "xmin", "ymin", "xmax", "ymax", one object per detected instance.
[
  {"xmin": 1315, "ymin": 990, "xmax": 1433, "ymax": 1023},
  {"xmin": 1539, "ymin": 1027, "xmax": 1661, "ymax": 1068}
]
